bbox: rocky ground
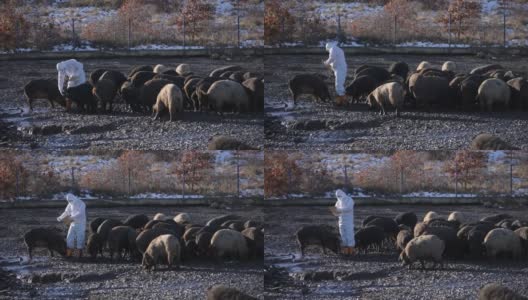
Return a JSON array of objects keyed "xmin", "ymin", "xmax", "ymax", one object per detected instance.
[
  {"xmin": 0, "ymin": 56, "xmax": 263, "ymax": 150},
  {"xmin": 264, "ymin": 204, "xmax": 528, "ymax": 299},
  {"xmin": 265, "ymin": 54, "xmax": 528, "ymax": 151},
  {"xmin": 0, "ymin": 205, "xmax": 263, "ymax": 299}
]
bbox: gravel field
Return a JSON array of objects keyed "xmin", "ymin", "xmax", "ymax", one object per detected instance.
[
  {"xmin": 264, "ymin": 204, "xmax": 528, "ymax": 300},
  {"xmin": 0, "ymin": 56, "xmax": 263, "ymax": 150},
  {"xmin": 264, "ymin": 54, "xmax": 528, "ymax": 151},
  {"xmin": 0, "ymin": 205, "xmax": 263, "ymax": 299}
]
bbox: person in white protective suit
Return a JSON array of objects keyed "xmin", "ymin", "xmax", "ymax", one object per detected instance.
[
  {"xmin": 332, "ymin": 189, "xmax": 356, "ymax": 255},
  {"xmin": 57, "ymin": 193, "xmax": 86, "ymax": 258},
  {"xmin": 323, "ymin": 41, "xmax": 348, "ymax": 106},
  {"xmin": 56, "ymin": 59, "xmax": 87, "ymax": 111}
]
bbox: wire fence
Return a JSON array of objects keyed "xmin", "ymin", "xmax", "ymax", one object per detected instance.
[
  {"xmin": 265, "ymin": 151, "xmax": 528, "ymax": 199},
  {"xmin": 4, "ymin": 2, "xmax": 264, "ymax": 53},
  {"xmin": 1, "ymin": 153, "xmax": 263, "ymax": 202},
  {"xmin": 270, "ymin": 2, "xmax": 528, "ymax": 48}
]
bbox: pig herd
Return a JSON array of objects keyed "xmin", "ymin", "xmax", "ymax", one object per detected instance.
[
  {"xmin": 23, "ymin": 212, "xmax": 263, "ymax": 271},
  {"xmin": 296, "ymin": 211, "xmax": 528, "ymax": 269},
  {"xmin": 289, "ymin": 61, "xmax": 528, "ymax": 116},
  {"xmin": 24, "ymin": 63, "xmax": 264, "ymax": 120}
]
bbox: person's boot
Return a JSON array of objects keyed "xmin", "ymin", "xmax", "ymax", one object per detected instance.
[
  {"xmin": 335, "ymin": 95, "xmax": 347, "ymax": 106},
  {"xmin": 77, "ymin": 250, "xmax": 83, "ymax": 259},
  {"xmin": 65, "ymin": 99, "xmax": 72, "ymax": 112},
  {"xmin": 340, "ymin": 247, "xmax": 348, "ymax": 255},
  {"xmin": 65, "ymin": 248, "xmax": 73, "ymax": 258},
  {"xmin": 348, "ymin": 247, "xmax": 356, "ymax": 256}
]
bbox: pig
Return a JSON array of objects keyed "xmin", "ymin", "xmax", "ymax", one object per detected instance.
[
  {"xmin": 24, "ymin": 79, "xmax": 66, "ymax": 111},
  {"xmin": 128, "ymin": 65, "xmax": 153, "ymax": 78},
  {"xmin": 152, "ymin": 83, "xmax": 184, "ymax": 122},
  {"xmin": 123, "ymin": 214, "xmax": 149, "ymax": 229},
  {"xmin": 142, "ymin": 234, "xmax": 181, "ymax": 270},
  {"xmin": 23, "ymin": 228, "xmax": 67, "ymax": 260},
  {"xmin": 206, "ymin": 285, "xmax": 257, "ymax": 300},
  {"xmin": 242, "ymin": 78, "xmax": 264, "ymax": 112},
  {"xmin": 295, "ymin": 225, "xmax": 340, "ymax": 257},
  {"xmin": 136, "ymin": 228, "xmax": 175, "ymax": 254},
  {"xmin": 288, "ymin": 74, "xmax": 331, "ymax": 106}
]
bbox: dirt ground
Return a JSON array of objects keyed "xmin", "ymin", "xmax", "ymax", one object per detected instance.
[
  {"xmin": 0, "ymin": 205, "xmax": 263, "ymax": 299},
  {"xmin": 264, "ymin": 204, "xmax": 528, "ymax": 300},
  {"xmin": 264, "ymin": 54, "xmax": 528, "ymax": 151},
  {"xmin": 0, "ymin": 56, "xmax": 263, "ymax": 150}
]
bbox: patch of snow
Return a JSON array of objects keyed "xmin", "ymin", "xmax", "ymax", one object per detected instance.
[
  {"xmin": 51, "ymin": 43, "xmax": 98, "ymax": 52},
  {"xmin": 403, "ymin": 192, "xmax": 477, "ymax": 198},
  {"xmin": 488, "ymin": 151, "xmax": 506, "ymax": 163},
  {"xmin": 215, "ymin": 151, "xmax": 234, "ymax": 164},
  {"xmin": 482, "ymin": 0, "xmax": 500, "ymax": 15},
  {"xmin": 50, "ymin": 190, "xmax": 99, "ymax": 201},
  {"xmin": 130, "ymin": 193, "xmax": 204, "ymax": 199},
  {"xmin": 240, "ymin": 188, "xmax": 263, "ymax": 197},
  {"xmin": 396, "ymin": 42, "xmax": 471, "ymax": 48},
  {"xmin": 324, "ymin": 189, "xmax": 371, "ymax": 198},
  {"xmin": 130, "ymin": 44, "xmax": 204, "ymax": 50},
  {"xmin": 513, "ymin": 188, "xmax": 528, "ymax": 196},
  {"xmin": 319, "ymin": 39, "xmax": 363, "ymax": 47},
  {"xmin": 216, "ymin": 0, "xmax": 234, "ymax": 14}
]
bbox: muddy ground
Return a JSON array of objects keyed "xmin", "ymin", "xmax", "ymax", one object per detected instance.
[
  {"xmin": 264, "ymin": 54, "xmax": 528, "ymax": 151},
  {"xmin": 0, "ymin": 205, "xmax": 263, "ymax": 299},
  {"xmin": 0, "ymin": 56, "xmax": 263, "ymax": 150},
  {"xmin": 264, "ymin": 205, "xmax": 528, "ymax": 300}
]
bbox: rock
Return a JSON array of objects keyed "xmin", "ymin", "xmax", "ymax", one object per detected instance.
[
  {"xmin": 287, "ymin": 120, "xmax": 327, "ymax": 131},
  {"xmin": 299, "ymin": 271, "xmax": 335, "ymax": 281},
  {"xmin": 28, "ymin": 273, "xmax": 64, "ymax": 284}
]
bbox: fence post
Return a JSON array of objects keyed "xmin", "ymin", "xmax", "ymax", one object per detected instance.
[
  {"xmin": 15, "ymin": 167, "xmax": 19, "ymax": 201},
  {"xmin": 510, "ymin": 152, "xmax": 513, "ymax": 197},
  {"xmin": 71, "ymin": 18, "xmax": 75, "ymax": 50},
  {"xmin": 287, "ymin": 168, "xmax": 292, "ymax": 198},
  {"xmin": 236, "ymin": 152, "xmax": 240, "ymax": 198},
  {"xmin": 337, "ymin": 13, "xmax": 341, "ymax": 41},
  {"xmin": 71, "ymin": 167, "xmax": 75, "ymax": 190},
  {"xmin": 503, "ymin": 4, "xmax": 507, "ymax": 48},
  {"xmin": 182, "ymin": 171, "xmax": 186, "ymax": 199},
  {"xmin": 448, "ymin": 13, "xmax": 451, "ymax": 48},
  {"xmin": 128, "ymin": 167, "xmax": 131, "ymax": 197},
  {"xmin": 15, "ymin": 20, "xmax": 19, "ymax": 52},
  {"xmin": 399, "ymin": 166, "xmax": 403, "ymax": 195},
  {"xmin": 454, "ymin": 160, "xmax": 458, "ymax": 198},
  {"xmin": 182, "ymin": 16, "xmax": 186, "ymax": 53},
  {"xmin": 281, "ymin": 17, "xmax": 285, "ymax": 48},
  {"xmin": 393, "ymin": 15, "xmax": 397, "ymax": 46},
  {"xmin": 236, "ymin": 0, "xmax": 240, "ymax": 48},
  {"xmin": 343, "ymin": 164, "xmax": 348, "ymax": 190},
  {"xmin": 127, "ymin": 18, "xmax": 131, "ymax": 50}
]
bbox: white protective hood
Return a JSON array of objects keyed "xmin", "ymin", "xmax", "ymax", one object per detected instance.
[
  {"xmin": 325, "ymin": 41, "xmax": 338, "ymax": 52},
  {"xmin": 56, "ymin": 59, "xmax": 86, "ymax": 95},
  {"xmin": 324, "ymin": 41, "xmax": 346, "ymax": 70},
  {"xmin": 58, "ymin": 193, "xmax": 86, "ymax": 225},
  {"xmin": 335, "ymin": 189, "xmax": 354, "ymax": 212}
]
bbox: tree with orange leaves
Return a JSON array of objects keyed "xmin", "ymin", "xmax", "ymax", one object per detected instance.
[
  {"xmin": 171, "ymin": 151, "xmax": 213, "ymax": 193},
  {"xmin": 175, "ymin": 0, "xmax": 215, "ymax": 42},
  {"xmin": 441, "ymin": 0, "xmax": 481, "ymax": 39},
  {"xmin": 264, "ymin": 0, "xmax": 295, "ymax": 45},
  {"xmin": 444, "ymin": 151, "xmax": 486, "ymax": 190},
  {"xmin": 264, "ymin": 151, "xmax": 302, "ymax": 197},
  {"xmin": 0, "ymin": 1, "xmax": 29, "ymax": 50}
]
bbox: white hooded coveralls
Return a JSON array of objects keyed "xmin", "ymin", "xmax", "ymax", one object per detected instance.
[
  {"xmin": 56, "ymin": 59, "xmax": 86, "ymax": 95},
  {"xmin": 57, "ymin": 193, "xmax": 86, "ymax": 249},
  {"xmin": 325, "ymin": 42, "xmax": 347, "ymax": 96},
  {"xmin": 335, "ymin": 189, "xmax": 355, "ymax": 247}
]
